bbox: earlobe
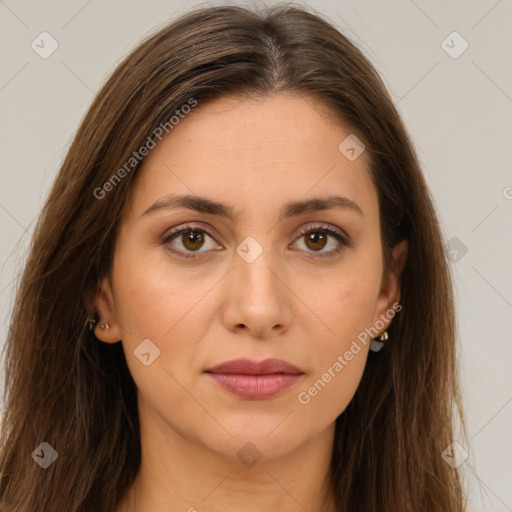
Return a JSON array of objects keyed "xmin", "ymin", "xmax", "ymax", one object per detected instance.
[
  {"xmin": 93, "ymin": 320, "xmax": 121, "ymax": 344},
  {"xmin": 90, "ymin": 276, "xmax": 122, "ymax": 343}
]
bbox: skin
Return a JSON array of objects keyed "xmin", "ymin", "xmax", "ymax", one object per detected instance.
[{"xmin": 94, "ymin": 93, "xmax": 407, "ymax": 512}]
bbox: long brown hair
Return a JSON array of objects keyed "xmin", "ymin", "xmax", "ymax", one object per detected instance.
[{"xmin": 0, "ymin": 4, "xmax": 465, "ymax": 511}]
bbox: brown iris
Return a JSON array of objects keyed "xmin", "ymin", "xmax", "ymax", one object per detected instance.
[
  {"xmin": 304, "ymin": 231, "xmax": 328, "ymax": 251},
  {"xmin": 181, "ymin": 230, "xmax": 205, "ymax": 251}
]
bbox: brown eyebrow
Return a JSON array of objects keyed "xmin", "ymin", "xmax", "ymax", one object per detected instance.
[{"xmin": 141, "ymin": 194, "xmax": 364, "ymax": 220}]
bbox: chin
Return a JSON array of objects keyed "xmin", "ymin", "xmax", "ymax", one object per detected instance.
[{"xmin": 202, "ymin": 412, "xmax": 307, "ymax": 459}]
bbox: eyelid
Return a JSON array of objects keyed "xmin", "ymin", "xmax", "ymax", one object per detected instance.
[
  {"xmin": 294, "ymin": 222, "xmax": 348, "ymax": 242},
  {"xmin": 160, "ymin": 221, "xmax": 221, "ymax": 243}
]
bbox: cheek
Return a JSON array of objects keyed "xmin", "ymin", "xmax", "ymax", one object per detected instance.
[
  {"xmin": 297, "ymin": 255, "xmax": 381, "ymax": 416},
  {"xmin": 295, "ymin": 294, "xmax": 373, "ymax": 423},
  {"xmin": 111, "ymin": 238, "xmax": 212, "ymax": 338},
  {"xmin": 109, "ymin": 245, "xmax": 218, "ymax": 422},
  {"xmin": 109, "ymin": 240, "xmax": 222, "ymax": 394},
  {"xmin": 319, "ymin": 255, "xmax": 382, "ymax": 345}
]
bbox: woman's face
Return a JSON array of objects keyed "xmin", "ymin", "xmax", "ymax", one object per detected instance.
[{"xmin": 95, "ymin": 93, "xmax": 405, "ymax": 462}]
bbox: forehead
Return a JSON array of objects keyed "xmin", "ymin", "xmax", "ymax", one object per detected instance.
[{"xmin": 126, "ymin": 93, "xmax": 377, "ymax": 222}]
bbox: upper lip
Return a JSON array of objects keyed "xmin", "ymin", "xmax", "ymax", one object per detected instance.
[{"xmin": 205, "ymin": 358, "xmax": 304, "ymax": 375}]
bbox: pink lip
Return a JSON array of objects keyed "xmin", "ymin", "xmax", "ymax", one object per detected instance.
[{"xmin": 205, "ymin": 358, "xmax": 304, "ymax": 400}]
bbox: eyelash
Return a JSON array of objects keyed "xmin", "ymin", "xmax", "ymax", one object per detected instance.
[{"xmin": 160, "ymin": 222, "xmax": 350, "ymax": 260}]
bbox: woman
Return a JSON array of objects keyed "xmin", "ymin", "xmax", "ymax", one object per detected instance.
[{"xmin": 0, "ymin": 4, "xmax": 466, "ymax": 511}]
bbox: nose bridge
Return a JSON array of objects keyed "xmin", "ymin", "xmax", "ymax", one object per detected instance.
[{"xmin": 235, "ymin": 235, "xmax": 282, "ymax": 301}]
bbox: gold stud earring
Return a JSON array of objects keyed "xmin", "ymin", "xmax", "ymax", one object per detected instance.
[{"xmin": 100, "ymin": 323, "xmax": 110, "ymax": 331}]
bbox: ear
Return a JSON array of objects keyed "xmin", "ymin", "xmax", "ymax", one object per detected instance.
[
  {"xmin": 89, "ymin": 276, "xmax": 123, "ymax": 344},
  {"xmin": 372, "ymin": 239, "xmax": 408, "ymax": 329}
]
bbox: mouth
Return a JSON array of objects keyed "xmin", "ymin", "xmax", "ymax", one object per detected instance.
[{"xmin": 204, "ymin": 358, "xmax": 305, "ymax": 400}]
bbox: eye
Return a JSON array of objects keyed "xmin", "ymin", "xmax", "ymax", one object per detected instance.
[
  {"xmin": 291, "ymin": 223, "xmax": 350, "ymax": 259},
  {"xmin": 160, "ymin": 222, "xmax": 222, "ymax": 259},
  {"xmin": 160, "ymin": 222, "xmax": 350, "ymax": 260}
]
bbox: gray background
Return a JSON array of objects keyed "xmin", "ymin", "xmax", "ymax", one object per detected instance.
[{"xmin": 0, "ymin": 1, "xmax": 511, "ymax": 510}]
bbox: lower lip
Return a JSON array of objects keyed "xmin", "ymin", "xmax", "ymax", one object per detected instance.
[{"xmin": 206, "ymin": 373, "xmax": 303, "ymax": 399}]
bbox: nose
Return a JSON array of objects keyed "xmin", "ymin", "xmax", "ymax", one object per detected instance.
[{"xmin": 221, "ymin": 246, "xmax": 293, "ymax": 338}]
